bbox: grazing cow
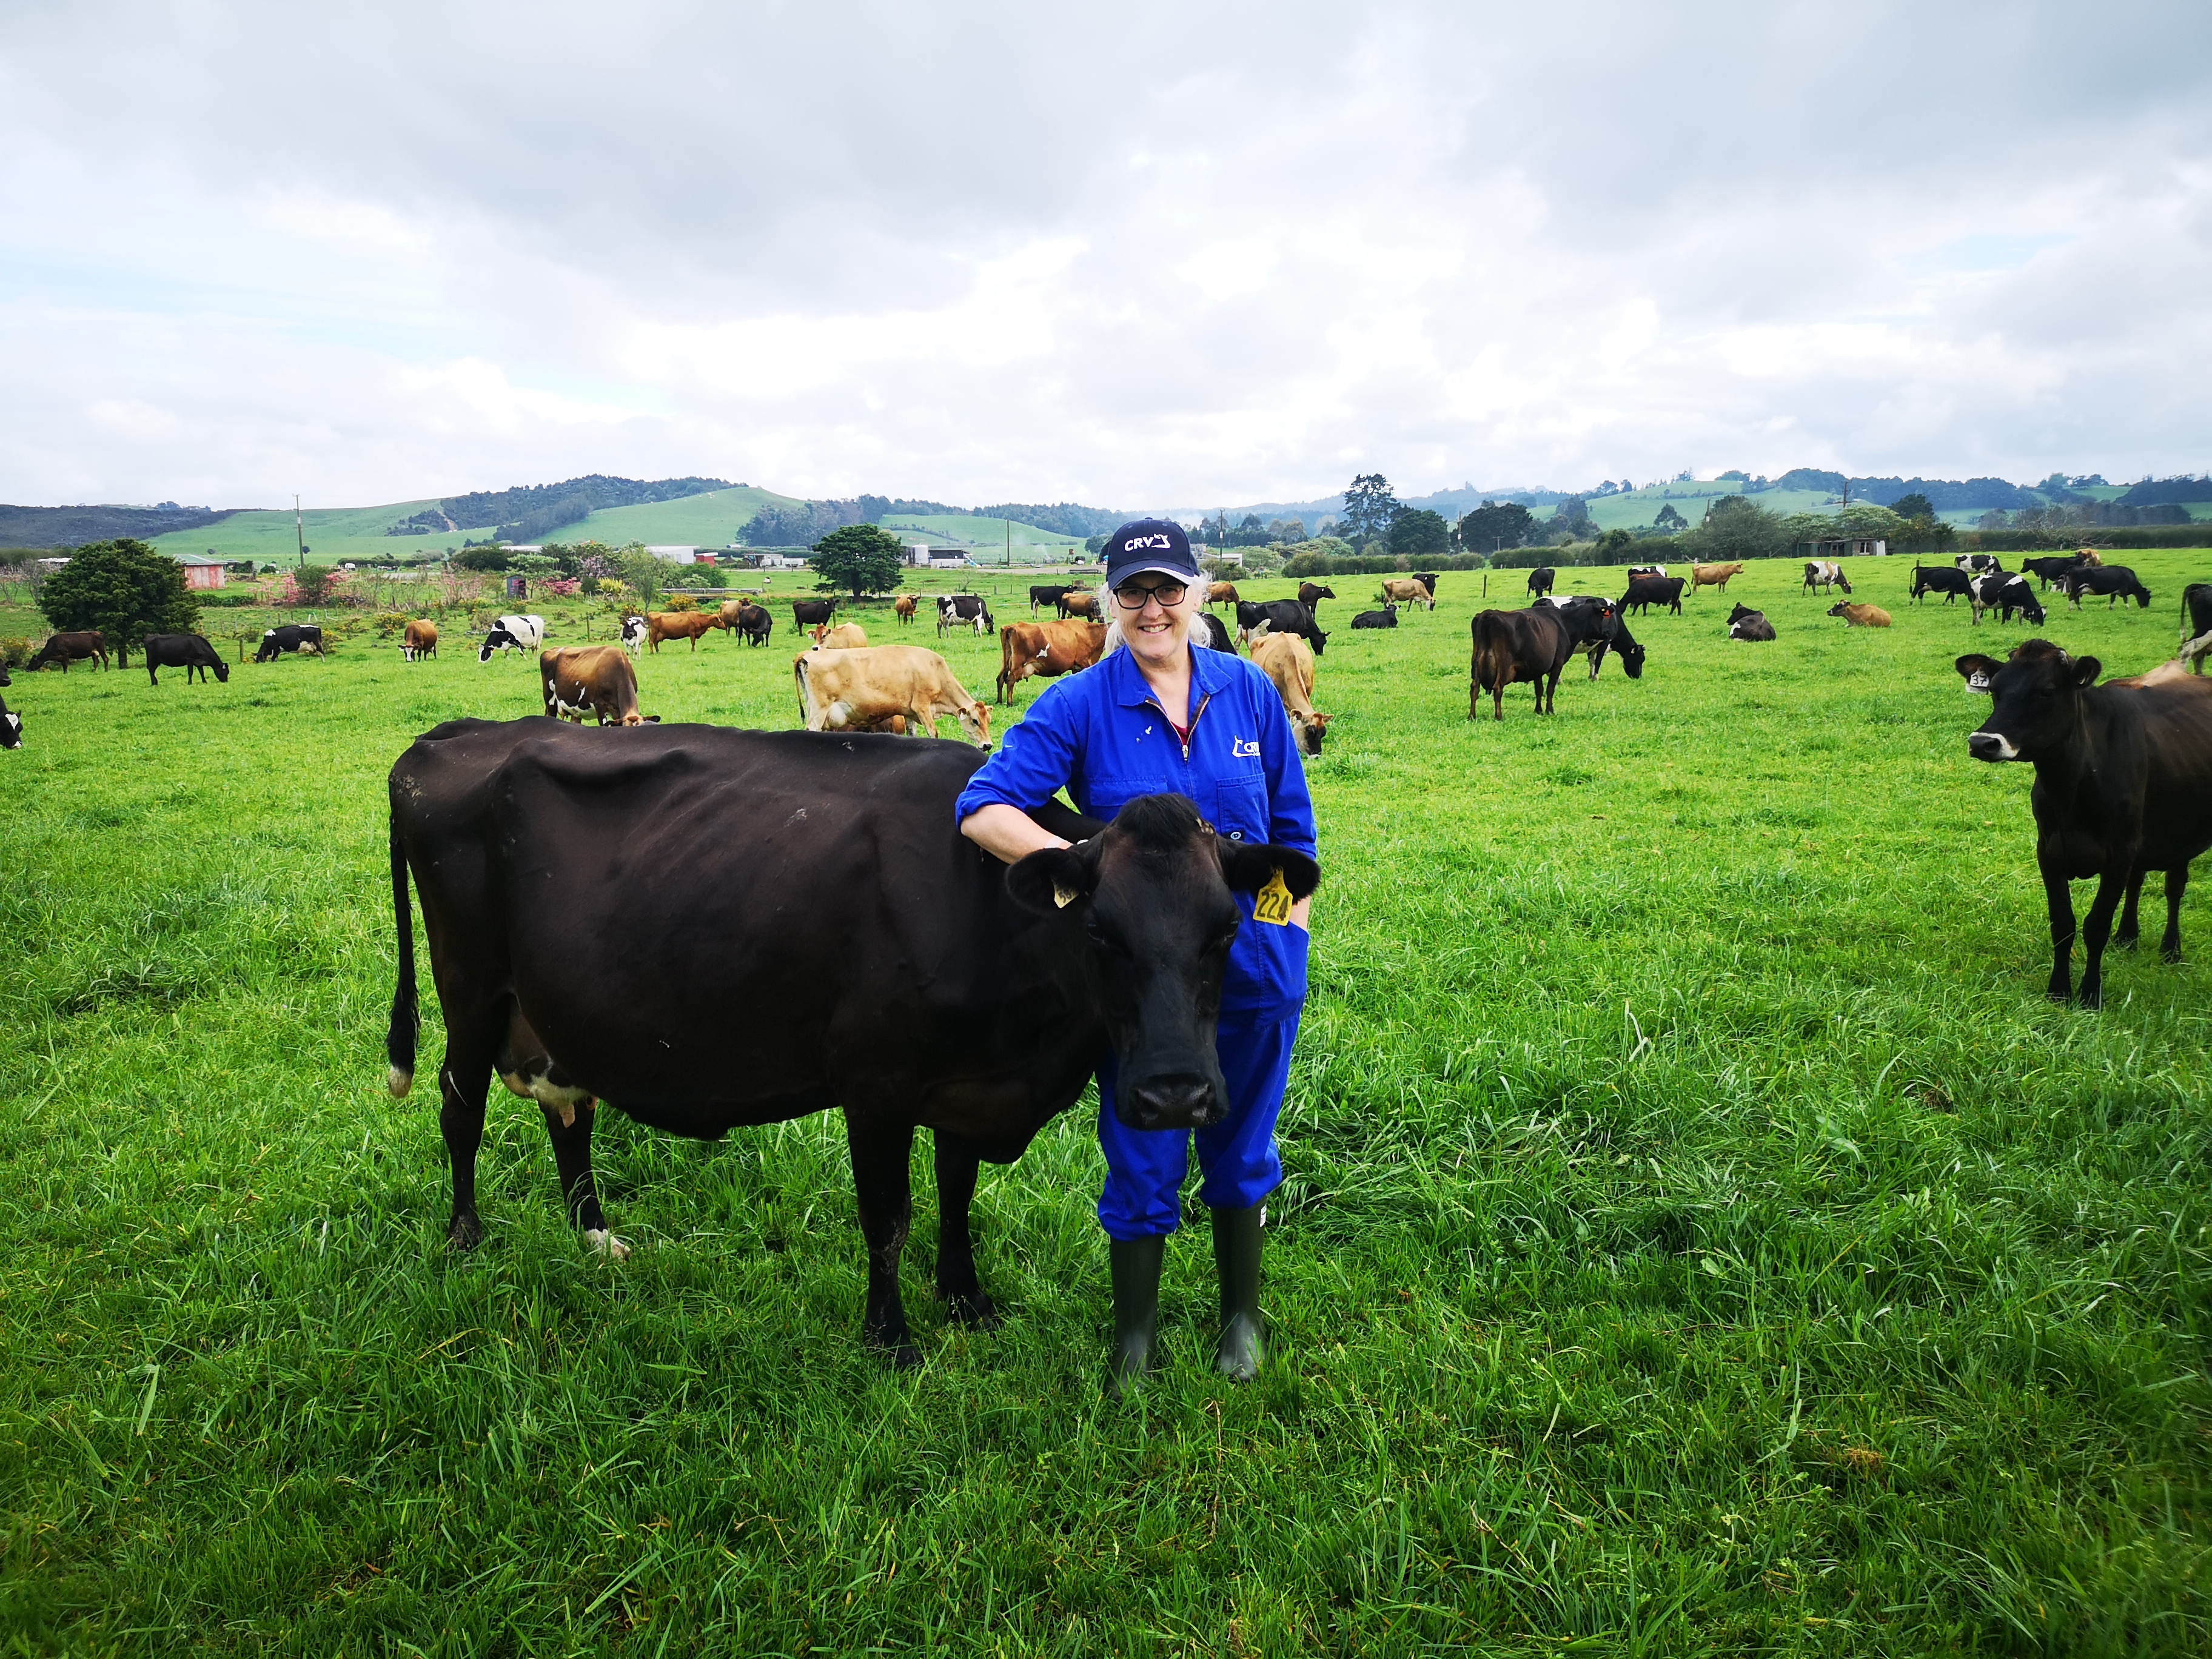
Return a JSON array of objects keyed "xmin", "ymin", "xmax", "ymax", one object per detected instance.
[
  {"xmin": 1296, "ymin": 582, "xmax": 1337, "ymax": 611},
  {"xmin": 1957, "ymin": 639, "xmax": 2212, "ymax": 1005},
  {"xmin": 1410, "ymin": 572, "xmax": 1441, "ymax": 598},
  {"xmin": 894, "ymin": 594, "xmax": 919, "ymax": 625},
  {"xmin": 0, "ymin": 695, "xmax": 18, "ymax": 749},
  {"xmin": 1027, "ymin": 583, "xmax": 1086, "ymax": 616},
  {"xmin": 1727, "ymin": 603, "xmax": 1776, "ymax": 642},
  {"xmin": 142, "ymin": 633, "xmax": 230, "ymax": 686},
  {"xmin": 1690, "ymin": 561, "xmax": 1744, "ymax": 594},
  {"xmin": 717, "ymin": 600, "xmax": 749, "ymax": 637},
  {"xmin": 619, "ymin": 614, "xmax": 649, "ymax": 655},
  {"xmin": 1350, "ymin": 604, "xmax": 1398, "ymax": 629},
  {"xmin": 1469, "ymin": 607, "xmax": 1574, "ymax": 720},
  {"xmin": 385, "ymin": 725, "xmax": 1319, "ymax": 1364},
  {"xmin": 647, "ymin": 609, "xmax": 724, "ymax": 653},
  {"xmin": 733, "ymin": 604, "xmax": 774, "ymax": 646},
  {"xmin": 1054, "ymin": 591, "xmax": 1101, "ymax": 622},
  {"xmin": 1828, "ymin": 602, "xmax": 1892, "ymax": 628},
  {"xmin": 258, "ymin": 624, "xmax": 327, "ymax": 662},
  {"xmin": 25, "ymin": 631, "xmax": 109, "ymax": 673},
  {"xmin": 1206, "ymin": 582, "xmax": 1239, "ymax": 608},
  {"xmin": 1537, "ymin": 595, "xmax": 1646, "ymax": 680},
  {"xmin": 1910, "ymin": 564, "xmax": 1974, "ymax": 605},
  {"xmin": 792, "ymin": 599, "xmax": 839, "ymax": 632},
  {"xmin": 2062, "ymin": 565, "xmax": 2153, "ymax": 611},
  {"xmin": 1802, "ymin": 560, "xmax": 1851, "ymax": 595},
  {"xmin": 401, "ymin": 619, "xmax": 438, "ymax": 662},
  {"xmin": 811, "ymin": 622, "xmax": 870, "ymax": 651},
  {"xmin": 1620, "ymin": 575, "xmax": 1684, "ymax": 616},
  {"xmin": 1234, "ymin": 600, "xmax": 1328, "ymax": 657},
  {"xmin": 996, "ymin": 619, "xmax": 1107, "ymax": 703},
  {"xmin": 477, "ymin": 615, "xmax": 544, "ymax": 663},
  {"xmin": 541, "ymin": 646, "xmax": 651, "ymax": 726},
  {"xmin": 1968, "ymin": 572, "xmax": 2046, "ymax": 626},
  {"xmin": 1526, "ymin": 567, "xmax": 1557, "ymax": 598},
  {"xmin": 796, "ymin": 645, "xmax": 991, "ymax": 746},
  {"xmin": 1627, "ymin": 565, "xmax": 1667, "ymax": 580},
  {"xmin": 1378, "ymin": 577, "xmax": 1435, "ymax": 611},
  {"xmin": 1956, "ymin": 553, "xmax": 2004, "ymax": 575},
  {"xmin": 1250, "ymin": 632, "xmax": 1330, "ymax": 756},
  {"xmin": 937, "ymin": 594, "xmax": 994, "ymax": 634},
  {"xmin": 2022, "ymin": 554, "xmax": 2090, "ymax": 591},
  {"xmin": 2178, "ymin": 585, "xmax": 2212, "ymax": 674}
]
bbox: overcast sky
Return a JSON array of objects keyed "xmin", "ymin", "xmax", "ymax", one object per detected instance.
[{"xmin": 3, "ymin": 1, "xmax": 2208, "ymax": 511}]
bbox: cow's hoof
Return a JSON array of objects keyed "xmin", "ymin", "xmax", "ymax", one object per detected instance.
[
  {"xmin": 2163, "ymin": 948, "xmax": 2184, "ymax": 965},
  {"xmin": 941, "ymin": 1287, "xmax": 1000, "ymax": 1330},
  {"xmin": 582, "ymin": 1228, "xmax": 630, "ymax": 1261},
  {"xmin": 2116, "ymin": 933, "xmax": 2139, "ymax": 951},
  {"xmin": 2076, "ymin": 988, "xmax": 2104, "ymax": 1010},
  {"xmin": 447, "ymin": 1213, "xmax": 483, "ymax": 1251},
  {"xmin": 865, "ymin": 1325, "xmax": 924, "ymax": 1369}
]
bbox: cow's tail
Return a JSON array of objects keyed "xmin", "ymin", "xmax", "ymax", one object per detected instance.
[
  {"xmin": 793, "ymin": 654, "xmax": 812, "ymax": 727},
  {"xmin": 385, "ymin": 812, "xmax": 418, "ymax": 1099}
]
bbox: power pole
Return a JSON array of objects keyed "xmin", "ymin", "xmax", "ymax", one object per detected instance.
[{"xmin": 294, "ymin": 495, "xmax": 306, "ymax": 568}]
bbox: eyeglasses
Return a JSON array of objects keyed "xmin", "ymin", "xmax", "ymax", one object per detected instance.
[{"xmin": 1113, "ymin": 580, "xmax": 1186, "ymax": 609}]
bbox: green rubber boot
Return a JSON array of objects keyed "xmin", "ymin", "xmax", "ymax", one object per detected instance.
[
  {"xmin": 1106, "ymin": 1234, "xmax": 1167, "ymax": 1399},
  {"xmin": 1212, "ymin": 1205, "xmax": 1265, "ymax": 1382}
]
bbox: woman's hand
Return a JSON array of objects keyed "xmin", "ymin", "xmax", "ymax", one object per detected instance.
[{"xmin": 960, "ymin": 802, "xmax": 1070, "ymax": 866}]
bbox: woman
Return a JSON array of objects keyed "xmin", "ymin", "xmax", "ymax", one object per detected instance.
[{"xmin": 956, "ymin": 520, "xmax": 1317, "ymax": 1393}]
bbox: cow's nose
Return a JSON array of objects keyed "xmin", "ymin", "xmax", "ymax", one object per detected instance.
[
  {"xmin": 1967, "ymin": 731, "xmax": 2008, "ymax": 760},
  {"xmin": 1129, "ymin": 1078, "xmax": 1218, "ymax": 1130}
]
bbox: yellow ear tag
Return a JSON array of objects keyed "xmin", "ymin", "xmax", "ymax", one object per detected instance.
[
  {"xmin": 1054, "ymin": 882, "xmax": 1079, "ymax": 909},
  {"xmin": 1252, "ymin": 867, "xmax": 1293, "ymax": 926}
]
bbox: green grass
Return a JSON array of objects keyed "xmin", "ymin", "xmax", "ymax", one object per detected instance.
[
  {"xmin": 881, "ymin": 513, "xmax": 1088, "ymax": 557},
  {"xmin": 508, "ymin": 486, "xmax": 800, "ymax": 551},
  {"xmin": 5, "ymin": 552, "xmax": 2212, "ymax": 1654}
]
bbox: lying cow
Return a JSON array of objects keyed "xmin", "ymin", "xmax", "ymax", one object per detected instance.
[
  {"xmin": 1350, "ymin": 604, "xmax": 1398, "ymax": 629},
  {"xmin": 401, "ymin": 619, "xmax": 438, "ymax": 662},
  {"xmin": 476, "ymin": 615, "xmax": 544, "ymax": 662},
  {"xmin": 385, "ymin": 728, "xmax": 1318, "ymax": 1366},
  {"xmin": 1726, "ymin": 603, "xmax": 1775, "ymax": 642},
  {"xmin": 1802, "ymin": 560, "xmax": 1851, "ymax": 595},
  {"xmin": 142, "ymin": 632, "xmax": 229, "ymax": 685},
  {"xmin": 1969, "ymin": 572, "xmax": 2046, "ymax": 626},
  {"xmin": 1469, "ymin": 606, "xmax": 1575, "ymax": 720},
  {"xmin": 811, "ymin": 622, "xmax": 869, "ymax": 650},
  {"xmin": 1828, "ymin": 602, "xmax": 1891, "ymax": 627},
  {"xmin": 1250, "ymin": 631, "xmax": 1330, "ymax": 756},
  {"xmin": 26, "ymin": 631, "xmax": 109, "ymax": 673},
  {"xmin": 1627, "ymin": 565, "xmax": 1666, "ymax": 580},
  {"xmin": 258, "ymin": 624, "xmax": 326, "ymax": 662},
  {"xmin": 2062, "ymin": 565, "xmax": 2153, "ymax": 610},
  {"xmin": 1911, "ymin": 565, "xmax": 1974, "ymax": 605},
  {"xmin": 996, "ymin": 618, "xmax": 1107, "ymax": 703},
  {"xmin": 795, "ymin": 645, "xmax": 991, "ymax": 746},
  {"xmin": 647, "ymin": 609, "xmax": 724, "ymax": 652},
  {"xmin": 541, "ymin": 646, "xmax": 650, "ymax": 726},
  {"xmin": 1378, "ymin": 577, "xmax": 1434, "ymax": 611},
  {"xmin": 1959, "ymin": 638, "xmax": 2212, "ymax": 1005}
]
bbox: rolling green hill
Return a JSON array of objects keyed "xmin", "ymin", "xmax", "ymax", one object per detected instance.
[
  {"xmin": 515, "ymin": 486, "xmax": 800, "ymax": 550},
  {"xmin": 879, "ymin": 513, "xmax": 1086, "ymax": 559}
]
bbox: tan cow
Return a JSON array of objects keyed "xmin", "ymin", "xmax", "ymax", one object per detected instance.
[
  {"xmin": 2077, "ymin": 546, "xmax": 2104, "ymax": 567},
  {"xmin": 812, "ymin": 622, "xmax": 870, "ymax": 650},
  {"xmin": 1207, "ymin": 582, "xmax": 1240, "ymax": 608},
  {"xmin": 647, "ymin": 609, "xmax": 725, "ymax": 652},
  {"xmin": 1056, "ymin": 590, "xmax": 1103, "ymax": 620},
  {"xmin": 794, "ymin": 646, "xmax": 991, "ymax": 747},
  {"xmin": 1827, "ymin": 602, "xmax": 1892, "ymax": 628},
  {"xmin": 718, "ymin": 600, "xmax": 748, "ymax": 635},
  {"xmin": 401, "ymin": 619, "xmax": 438, "ymax": 662},
  {"xmin": 1379, "ymin": 577, "xmax": 1435, "ymax": 611},
  {"xmin": 893, "ymin": 594, "xmax": 919, "ymax": 625},
  {"xmin": 1250, "ymin": 632, "xmax": 1331, "ymax": 756},
  {"xmin": 996, "ymin": 618, "xmax": 1107, "ymax": 703},
  {"xmin": 1691, "ymin": 561, "xmax": 1744, "ymax": 594},
  {"xmin": 541, "ymin": 646, "xmax": 648, "ymax": 726}
]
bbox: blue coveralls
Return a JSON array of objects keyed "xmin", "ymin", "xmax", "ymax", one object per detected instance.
[{"xmin": 954, "ymin": 642, "xmax": 1318, "ymax": 1239}]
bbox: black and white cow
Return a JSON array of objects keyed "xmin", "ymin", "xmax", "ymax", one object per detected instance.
[
  {"xmin": 255, "ymin": 624, "xmax": 325, "ymax": 662},
  {"xmin": 1802, "ymin": 560, "xmax": 1851, "ymax": 595},
  {"xmin": 1910, "ymin": 565, "xmax": 1974, "ymax": 605},
  {"xmin": 1968, "ymin": 572, "xmax": 2046, "ymax": 626},
  {"xmin": 1234, "ymin": 600, "xmax": 1328, "ymax": 657},
  {"xmin": 2022, "ymin": 553, "xmax": 2090, "ymax": 591},
  {"xmin": 1956, "ymin": 553, "xmax": 2005, "ymax": 577},
  {"xmin": 1727, "ymin": 602, "xmax": 1775, "ymax": 641},
  {"xmin": 936, "ymin": 594, "xmax": 993, "ymax": 635},
  {"xmin": 1538, "ymin": 594, "xmax": 1645, "ymax": 680},
  {"xmin": 2179, "ymin": 583, "xmax": 2212, "ymax": 675},
  {"xmin": 0, "ymin": 694, "xmax": 19, "ymax": 749},
  {"xmin": 478, "ymin": 614, "xmax": 547, "ymax": 663},
  {"xmin": 2062, "ymin": 566, "xmax": 2153, "ymax": 611},
  {"xmin": 618, "ymin": 614, "xmax": 649, "ymax": 655}
]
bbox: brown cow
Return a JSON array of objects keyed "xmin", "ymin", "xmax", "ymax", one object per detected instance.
[
  {"xmin": 1251, "ymin": 631, "xmax": 1330, "ymax": 756},
  {"xmin": 1469, "ymin": 607, "xmax": 1574, "ymax": 721},
  {"xmin": 1828, "ymin": 602, "xmax": 1892, "ymax": 628},
  {"xmin": 648, "ymin": 609, "xmax": 725, "ymax": 652},
  {"xmin": 1207, "ymin": 582, "xmax": 1240, "ymax": 608},
  {"xmin": 1056, "ymin": 590, "xmax": 1102, "ymax": 620},
  {"xmin": 541, "ymin": 646, "xmax": 648, "ymax": 726},
  {"xmin": 795, "ymin": 646, "xmax": 991, "ymax": 746},
  {"xmin": 1296, "ymin": 581, "xmax": 1336, "ymax": 611},
  {"xmin": 1691, "ymin": 561, "xmax": 1744, "ymax": 594},
  {"xmin": 25, "ymin": 631, "xmax": 109, "ymax": 673},
  {"xmin": 1379, "ymin": 577, "xmax": 1435, "ymax": 611},
  {"xmin": 996, "ymin": 618, "xmax": 1107, "ymax": 703},
  {"xmin": 718, "ymin": 600, "xmax": 748, "ymax": 635},
  {"xmin": 894, "ymin": 594, "xmax": 919, "ymax": 625},
  {"xmin": 401, "ymin": 620, "xmax": 438, "ymax": 662},
  {"xmin": 812, "ymin": 622, "xmax": 870, "ymax": 650}
]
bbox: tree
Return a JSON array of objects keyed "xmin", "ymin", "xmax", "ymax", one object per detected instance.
[
  {"xmin": 812, "ymin": 523, "xmax": 907, "ymax": 599},
  {"xmin": 41, "ymin": 538, "xmax": 196, "ymax": 665},
  {"xmin": 1552, "ymin": 495, "xmax": 1596, "ymax": 538},
  {"xmin": 1652, "ymin": 504, "xmax": 1689, "ymax": 534},
  {"xmin": 1341, "ymin": 474, "xmax": 1399, "ymax": 543},
  {"xmin": 1889, "ymin": 492, "xmax": 1934, "ymax": 521},
  {"xmin": 1389, "ymin": 508, "xmax": 1450, "ymax": 560},
  {"xmin": 1687, "ymin": 495, "xmax": 1791, "ymax": 560},
  {"xmin": 1456, "ymin": 500, "xmax": 1534, "ymax": 554}
]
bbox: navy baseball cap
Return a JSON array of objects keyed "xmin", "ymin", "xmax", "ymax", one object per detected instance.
[{"xmin": 1102, "ymin": 518, "xmax": 1200, "ymax": 588}]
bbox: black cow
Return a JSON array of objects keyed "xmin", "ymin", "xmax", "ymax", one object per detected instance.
[
  {"xmin": 1727, "ymin": 602, "xmax": 1775, "ymax": 641},
  {"xmin": 0, "ymin": 695, "xmax": 18, "ymax": 748},
  {"xmin": 1526, "ymin": 567, "xmax": 1556, "ymax": 599},
  {"xmin": 736, "ymin": 603, "xmax": 774, "ymax": 646},
  {"xmin": 1350, "ymin": 605, "xmax": 1398, "ymax": 629},
  {"xmin": 1234, "ymin": 600, "xmax": 1327, "ymax": 657},
  {"xmin": 1195, "ymin": 613, "xmax": 1236, "ymax": 653},
  {"xmin": 1968, "ymin": 572, "xmax": 2046, "ymax": 626},
  {"xmin": 1538, "ymin": 595, "xmax": 1646, "ymax": 680},
  {"xmin": 1028, "ymin": 583, "xmax": 1087, "ymax": 616},
  {"xmin": 2063, "ymin": 565, "xmax": 2153, "ymax": 610},
  {"xmin": 2180, "ymin": 584, "xmax": 2212, "ymax": 674},
  {"xmin": 791, "ymin": 599, "xmax": 839, "ymax": 631},
  {"xmin": 0, "ymin": 661, "xmax": 9, "ymax": 686},
  {"xmin": 1956, "ymin": 553, "xmax": 2005, "ymax": 576},
  {"xmin": 25, "ymin": 632, "xmax": 109, "ymax": 673},
  {"xmin": 1958, "ymin": 640, "xmax": 2212, "ymax": 1005},
  {"xmin": 386, "ymin": 722, "xmax": 1319, "ymax": 1364},
  {"xmin": 1910, "ymin": 565, "xmax": 1974, "ymax": 605},
  {"xmin": 255, "ymin": 625, "xmax": 325, "ymax": 663},
  {"xmin": 143, "ymin": 633, "xmax": 230, "ymax": 686},
  {"xmin": 1410, "ymin": 573, "xmax": 1441, "ymax": 597},
  {"xmin": 1619, "ymin": 576, "xmax": 1684, "ymax": 616},
  {"xmin": 1469, "ymin": 606, "xmax": 1574, "ymax": 719},
  {"xmin": 1296, "ymin": 582, "xmax": 1337, "ymax": 611},
  {"xmin": 2022, "ymin": 554, "xmax": 2089, "ymax": 591}
]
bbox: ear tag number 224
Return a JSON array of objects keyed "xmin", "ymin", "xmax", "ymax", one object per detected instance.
[{"xmin": 1252, "ymin": 867, "xmax": 1293, "ymax": 927}]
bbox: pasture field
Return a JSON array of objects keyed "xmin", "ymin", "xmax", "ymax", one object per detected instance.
[
  {"xmin": 880, "ymin": 514, "xmax": 1088, "ymax": 558},
  {"xmin": 5, "ymin": 552, "xmax": 2212, "ymax": 1655}
]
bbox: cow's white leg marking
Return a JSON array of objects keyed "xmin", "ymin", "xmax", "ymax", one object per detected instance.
[{"xmin": 582, "ymin": 1227, "xmax": 630, "ymax": 1260}]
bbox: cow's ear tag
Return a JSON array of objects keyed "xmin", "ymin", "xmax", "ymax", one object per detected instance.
[
  {"xmin": 1966, "ymin": 669, "xmax": 1991, "ymax": 694},
  {"xmin": 1053, "ymin": 882, "xmax": 1080, "ymax": 910},
  {"xmin": 1253, "ymin": 867, "xmax": 1293, "ymax": 926}
]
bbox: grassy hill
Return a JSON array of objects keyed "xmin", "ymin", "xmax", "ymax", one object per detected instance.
[
  {"xmin": 879, "ymin": 514, "xmax": 1087, "ymax": 560},
  {"xmin": 512, "ymin": 486, "xmax": 800, "ymax": 551}
]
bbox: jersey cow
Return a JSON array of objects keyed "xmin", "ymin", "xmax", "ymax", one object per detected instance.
[
  {"xmin": 894, "ymin": 594, "xmax": 919, "ymax": 625},
  {"xmin": 1250, "ymin": 631, "xmax": 1330, "ymax": 756},
  {"xmin": 1378, "ymin": 577, "xmax": 1435, "ymax": 611},
  {"xmin": 1958, "ymin": 639, "xmax": 2212, "ymax": 1005},
  {"xmin": 27, "ymin": 631, "xmax": 109, "ymax": 672},
  {"xmin": 401, "ymin": 620, "xmax": 438, "ymax": 662},
  {"xmin": 647, "ymin": 610, "xmax": 724, "ymax": 652},
  {"xmin": 477, "ymin": 615, "xmax": 544, "ymax": 663},
  {"xmin": 1691, "ymin": 561, "xmax": 1744, "ymax": 594},
  {"xmin": 257, "ymin": 625, "xmax": 326, "ymax": 662},
  {"xmin": 1828, "ymin": 602, "xmax": 1892, "ymax": 628},
  {"xmin": 383, "ymin": 725, "xmax": 1318, "ymax": 1362},
  {"xmin": 796, "ymin": 645, "xmax": 991, "ymax": 746},
  {"xmin": 1296, "ymin": 582, "xmax": 1336, "ymax": 611},
  {"xmin": 142, "ymin": 633, "xmax": 229, "ymax": 685},
  {"xmin": 1053, "ymin": 591, "xmax": 1101, "ymax": 622},
  {"xmin": 996, "ymin": 618, "xmax": 1107, "ymax": 703},
  {"xmin": 541, "ymin": 646, "xmax": 650, "ymax": 726}
]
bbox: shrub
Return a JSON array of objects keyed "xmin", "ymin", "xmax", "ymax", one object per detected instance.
[
  {"xmin": 41, "ymin": 538, "xmax": 198, "ymax": 653},
  {"xmin": 664, "ymin": 593, "xmax": 699, "ymax": 612},
  {"xmin": 0, "ymin": 637, "xmax": 31, "ymax": 667}
]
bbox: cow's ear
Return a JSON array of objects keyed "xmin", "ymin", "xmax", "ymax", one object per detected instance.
[
  {"xmin": 1007, "ymin": 841, "xmax": 1099, "ymax": 914},
  {"xmin": 1956, "ymin": 654, "xmax": 2002, "ymax": 694},
  {"xmin": 2073, "ymin": 656, "xmax": 2102, "ymax": 688},
  {"xmin": 1218, "ymin": 840, "xmax": 1320, "ymax": 900}
]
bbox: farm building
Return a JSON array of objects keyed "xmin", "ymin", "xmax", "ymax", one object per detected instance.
[
  {"xmin": 1797, "ymin": 535, "xmax": 1888, "ymax": 560},
  {"xmin": 178, "ymin": 554, "xmax": 227, "ymax": 590}
]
